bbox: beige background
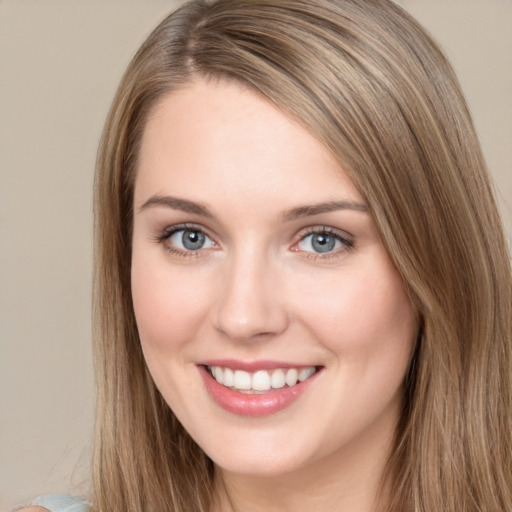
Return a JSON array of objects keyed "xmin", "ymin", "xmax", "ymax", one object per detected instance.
[{"xmin": 0, "ymin": 0, "xmax": 510, "ymax": 508}]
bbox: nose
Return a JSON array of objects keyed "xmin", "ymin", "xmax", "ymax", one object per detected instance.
[{"xmin": 212, "ymin": 249, "xmax": 289, "ymax": 342}]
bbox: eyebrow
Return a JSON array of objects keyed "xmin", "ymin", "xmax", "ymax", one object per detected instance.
[
  {"xmin": 282, "ymin": 200, "xmax": 369, "ymax": 221},
  {"xmin": 138, "ymin": 194, "xmax": 368, "ymax": 220},
  {"xmin": 138, "ymin": 195, "xmax": 214, "ymax": 217}
]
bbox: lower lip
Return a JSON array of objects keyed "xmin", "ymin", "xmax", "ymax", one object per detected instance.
[{"xmin": 198, "ymin": 365, "xmax": 320, "ymax": 417}]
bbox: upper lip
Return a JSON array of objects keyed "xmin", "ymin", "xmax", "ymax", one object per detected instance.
[{"xmin": 198, "ymin": 359, "xmax": 320, "ymax": 372}]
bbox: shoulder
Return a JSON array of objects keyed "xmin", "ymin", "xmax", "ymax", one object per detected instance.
[{"xmin": 8, "ymin": 495, "xmax": 89, "ymax": 512}]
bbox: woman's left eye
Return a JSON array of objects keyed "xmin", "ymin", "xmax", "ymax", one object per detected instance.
[
  {"xmin": 296, "ymin": 231, "xmax": 349, "ymax": 254},
  {"xmin": 169, "ymin": 228, "xmax": 215, "ymax": 251}
]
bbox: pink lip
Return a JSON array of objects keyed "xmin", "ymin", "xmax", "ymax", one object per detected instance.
[{"xmin": 198, "ymin": 364, "xmax": 321, "ymax": 417}]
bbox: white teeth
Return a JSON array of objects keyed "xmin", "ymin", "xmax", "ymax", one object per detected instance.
[
  {"xmin": 285, "ymin": 368, "xmax": 298, "ymax": 386},
  {"xmin": 298, "ymin": 367, "xmax": 315, "ymax": 382},
  {"xmin": 233, "ymin": 370, "xmax": 252, "ymax": 390},
  {"xmin": 252, "ymin": 370, "xmax": 271, "ymax": 391},
  {"xmin": 213, "ymin": 366, "xmax": 223, "ymax": 384},
  {"xmin": 270, "ymin": 369, "xmax": 286, "ymax": 389},
  {"xmin": 223, "ymin": 367, "xmax": 234, "ymax": 387},
  {"xmin": 207, "ymin": 365, "xmax": 317, "ymax": 392}
]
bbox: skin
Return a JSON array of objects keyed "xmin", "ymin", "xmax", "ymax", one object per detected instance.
[{"xmin": 131, "ymin": 79, "xmax": 416, "ymax": 512}]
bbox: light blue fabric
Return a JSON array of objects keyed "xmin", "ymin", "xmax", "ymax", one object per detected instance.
[{"xmin": 8, "ymin": 495, "xmax": 89, "ymax": 512}]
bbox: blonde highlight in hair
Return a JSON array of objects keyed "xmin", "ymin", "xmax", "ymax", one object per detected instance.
[{"xmin": 93, "ymin": 1, "xmax": 512, "ymax": 510}]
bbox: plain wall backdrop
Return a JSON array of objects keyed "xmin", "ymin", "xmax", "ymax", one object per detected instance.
[{"xmin": 1, "ymin": 0, "xmax": 511, "ymax": 508}]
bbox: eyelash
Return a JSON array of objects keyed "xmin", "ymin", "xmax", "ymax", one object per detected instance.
[
  {"xmin": 153, "ymin": 223, "xmax": 215, "ymax": 258},
  {"xmin": 153, "ymin": 223, "xmax": 354, "ymax": 260},
  {"xmin": 293, "ymin": 226, "xmax": 355, "ymax": 261}
]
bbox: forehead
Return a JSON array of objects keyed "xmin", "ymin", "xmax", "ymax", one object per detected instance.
[{"xmin": 135, "ymin": 79, "xmax": 363, "ymax": 209}]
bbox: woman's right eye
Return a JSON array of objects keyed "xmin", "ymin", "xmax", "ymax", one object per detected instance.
[{"xmin": 168, "ymin": 228, "xmax": 216, "ymax": 252}]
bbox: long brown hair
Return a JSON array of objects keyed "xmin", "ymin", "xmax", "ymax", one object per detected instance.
[{"xmin": 92, "ymin": 1, "xmax": 512, "ymax": 510}]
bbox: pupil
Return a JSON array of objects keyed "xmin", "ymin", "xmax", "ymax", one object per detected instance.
[
  {"xmin": 312, "ymin": 234, "xmax": 335, "ymax": 253},
  {"xmin": 182, "ymin": 230, "xmax": 205, "ymax": 250}
]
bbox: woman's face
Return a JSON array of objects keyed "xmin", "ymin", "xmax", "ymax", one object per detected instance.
[{"xmin": 131, "ymin": 79, "xmax": 416, "ymax": 477}]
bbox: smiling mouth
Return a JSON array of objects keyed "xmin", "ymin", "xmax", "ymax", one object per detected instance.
[{"xmin": 205, "ymin": 365, "xmax": 321, "ymax": 394}]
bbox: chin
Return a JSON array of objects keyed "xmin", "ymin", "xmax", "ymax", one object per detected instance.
[
  {"xmin": 213, "ymin": 453, "xmax": 306, "ymax": 478},
  {"xmin": 197, "ymin": 429, "xmax": 320, "ymax": 478}
]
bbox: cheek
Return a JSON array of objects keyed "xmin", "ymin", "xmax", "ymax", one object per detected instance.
[
  {"xmin": 130, "ymin": 251, "xmax": 210, "ymax": 360},
  {"xmin": 292, "ymin": 258, "xmax": 416, "ymax": 362},
  {"xmin": 293, "ymin": 259, "xmax": 416, "ymax": 438}
]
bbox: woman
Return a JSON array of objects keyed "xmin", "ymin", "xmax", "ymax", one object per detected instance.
[{"xmin": 16, "ymin": 0, "xmax": 512, "ymax": 511}]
